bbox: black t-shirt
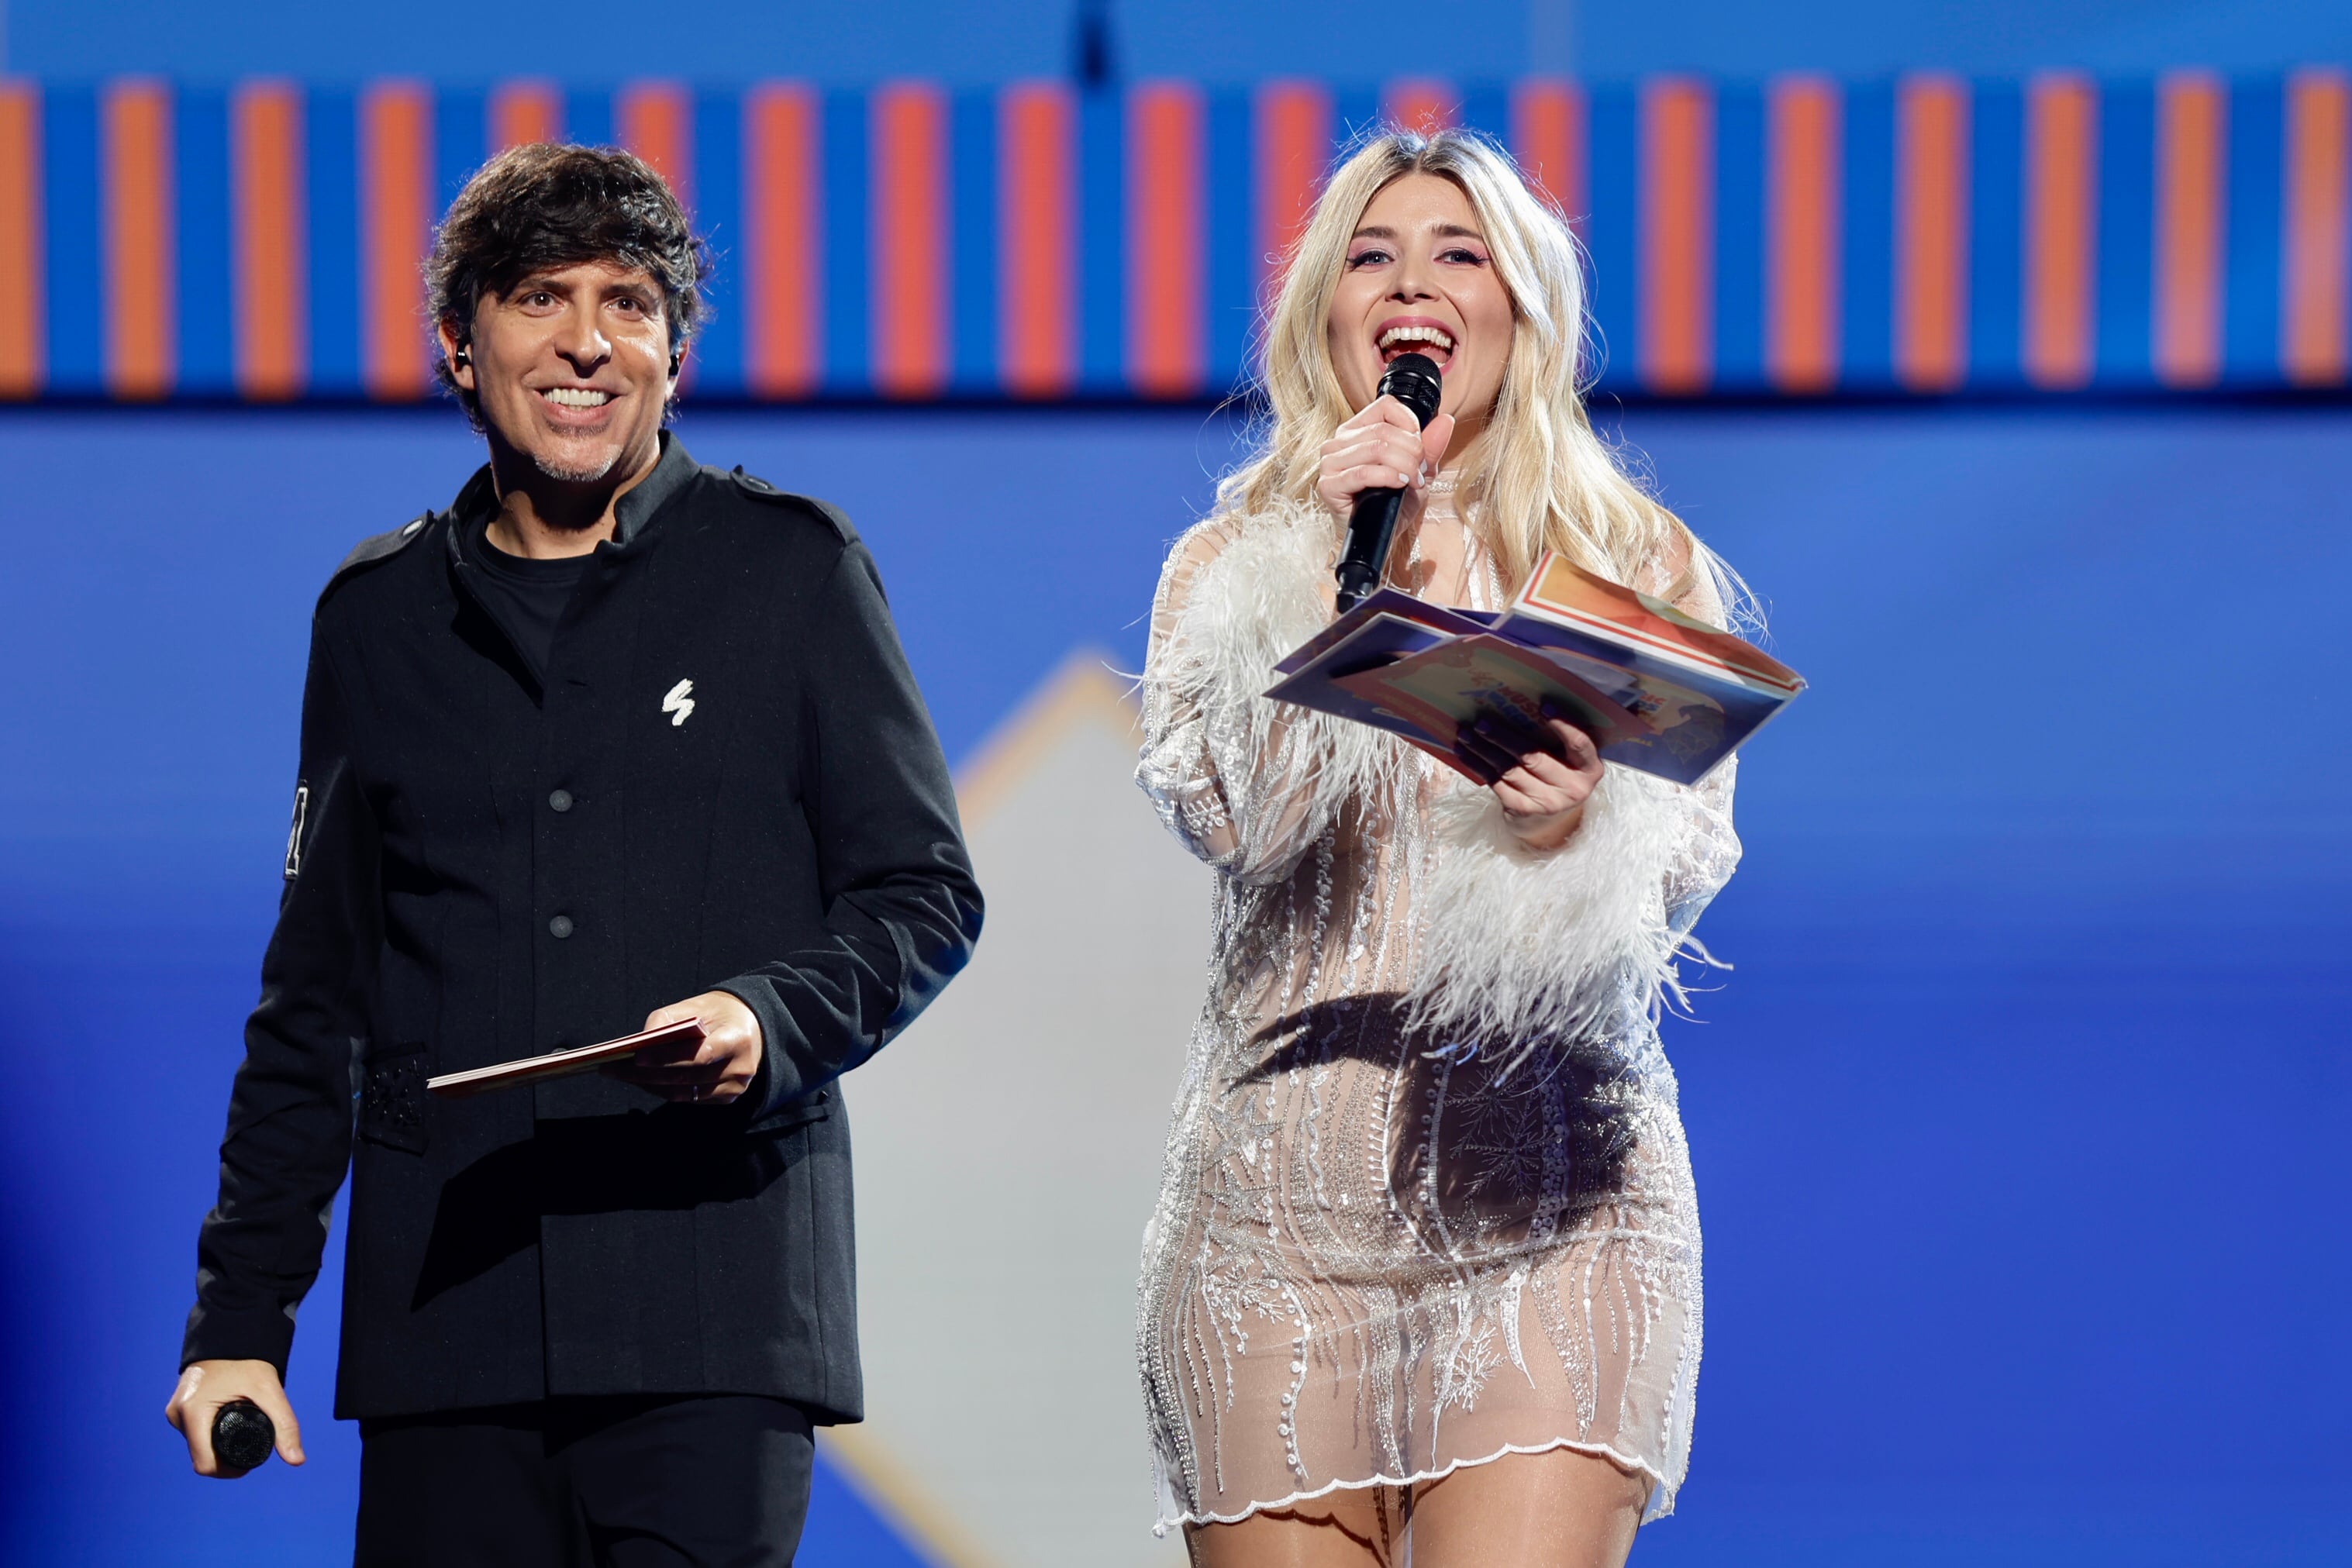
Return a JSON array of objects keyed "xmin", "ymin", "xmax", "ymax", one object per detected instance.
[{"xmin": 468, "ymin": 521, "xmax": 590, "ymax": 681}]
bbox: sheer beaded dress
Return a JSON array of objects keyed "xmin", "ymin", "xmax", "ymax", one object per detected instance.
[{"xmin": 1134, "ymin": 484, "xmax": 1741, "ymax": 1534}]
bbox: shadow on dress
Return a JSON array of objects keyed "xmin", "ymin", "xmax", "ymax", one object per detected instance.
[{"xmin": 1240, "ymin": 994, "xmax": 1637, "ymax": 1257}]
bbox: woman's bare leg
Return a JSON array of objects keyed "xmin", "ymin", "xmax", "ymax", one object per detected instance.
[
  {"xmin": 1185, "ymin": 1485, "xmax": 1405, "ymax": 1568},
  {"xmin": 1184, "ymin": 1447, "xmax": 1645, "ymax": 1568},
  {"xmin": 1403, "ymin": 1446, "xmax": 1649, "ymax": 1568}
]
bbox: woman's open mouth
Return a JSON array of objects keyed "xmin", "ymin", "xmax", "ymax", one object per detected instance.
[{"xmin": 1377, "ymin": 322, "xmax": 1457, "ymax": 368}]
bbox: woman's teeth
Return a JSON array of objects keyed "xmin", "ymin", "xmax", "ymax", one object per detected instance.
[
  {"xmin": 541, "ymin": 388, "xmax": 611, "ymax": 408},
  {"xmin": 1378, "ymin": 326, "xmax": 1456, "ymax": 359}
]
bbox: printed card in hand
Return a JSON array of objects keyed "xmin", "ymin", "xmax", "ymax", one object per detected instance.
[
  {"xmin": 1331, "ymin": 634, "xmax": 1653, "ymax": 783},
  {"xmin": 426, "ymin": 1018, "xmax": 708, "ymax": 1098},
  {"xmin": 1265, "ymin": 552, "xmax": 1804, "ymax": 785}
]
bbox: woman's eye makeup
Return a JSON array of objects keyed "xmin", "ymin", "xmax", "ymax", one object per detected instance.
[{"xmin": 1346, "ymin": 243, "xmax": 1488, "ymax": 269}]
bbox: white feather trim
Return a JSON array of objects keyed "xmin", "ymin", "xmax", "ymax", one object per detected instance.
[
  {"xmin": 1143, "ymin": 502, "xmax": 1409, "ymax": 876},
  {"xmin": 1406, "ymin": 767, "xmax": 1705, "ymax": 1064},
  {"xmin": 1143, "ymin": 498, "xmax": 1733, "ymax": 1046}
]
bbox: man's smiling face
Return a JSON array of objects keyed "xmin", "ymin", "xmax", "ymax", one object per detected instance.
[
  {"xmin": 444, "ymin": 259, "xmax": 677, "ymax": 501},
  {"xmin": 1326, "ymin": 173, "xmax": 1515, "ymax": 449}
]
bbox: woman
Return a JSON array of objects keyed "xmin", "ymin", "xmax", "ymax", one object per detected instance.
[{"xmin": 1136, "ymin": 128, "xmax": 1747, "ymax": 1567}]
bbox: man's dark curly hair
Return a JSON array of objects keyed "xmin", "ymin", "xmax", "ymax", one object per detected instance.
[{"xmin": 426, "ymin": 143, "xmax": 711, "ymax": 428}]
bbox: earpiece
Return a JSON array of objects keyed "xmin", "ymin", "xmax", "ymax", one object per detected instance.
[{"xmin": 452, "ymin": 347, "xmax": 471, "ymax": 369}]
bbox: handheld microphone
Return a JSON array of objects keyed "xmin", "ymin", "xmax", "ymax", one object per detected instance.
[
  {"xmin": 1333, "ymin": 351, "xmax": 1445, "ymax": 612},
  {"xmin": 210, "ymin": 1398, "xmax": 277, "ymax": 1473}
]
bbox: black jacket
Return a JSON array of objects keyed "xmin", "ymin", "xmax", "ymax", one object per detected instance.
[{"xmin": 181, "ymin": 436, "xmax": 981, "ymax": 1422}]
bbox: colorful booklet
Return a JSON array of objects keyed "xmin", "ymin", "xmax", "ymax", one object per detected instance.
[{"xmin": 1264, "ymin": 551, "xmax": 1804, "ymax": 786}]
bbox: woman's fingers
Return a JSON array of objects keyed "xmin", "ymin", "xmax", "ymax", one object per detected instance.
[
  {"xmin": 1319, "ymin": 432, "xmax": 1433, "ymax": 484},
  {"xmin": 1459, "ymin": 739, "xmax": 1561, "ymax": 806},
  {"xmin": 1492, "ymin": 776, "xmax": 1549, "ymax": 815},
  {"xmin": 1324, "ymin": 455, "xmax": 1422, "ymax": 488},
  {"xmin": 1461, "ymin": 725, "xmax": 1530, "ymax": 772},
  {"xmin": 1544, "ymin": 715, "xmax": 1602, "ymax": 771},
  {"xmin": 1466, "ymin": 713, "xmax": 1602, "ymax": 816},
  {"xmin": 1420, "ymin": 411, "xmax": 1456, "ymax": 470},
  {"xmin": 1319, "ymin": 400, "xmax": 1440, "ymax": 521},
  {"xmin": 1447, "ymin": 733, "xmax": 1504, "ymax": 784},
  {"xmin": 1338, "ymin": 393, "xmax": 1429, "ymax": 438},
  {"xmin": 1470, "ymin": 713, "xmax": 1558, "ymax": 761},
  {"xmin": 1319, "ymin": 418, "xmax": 1425, "ymax": 455}
]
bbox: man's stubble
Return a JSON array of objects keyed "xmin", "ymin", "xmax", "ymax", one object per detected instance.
[{"xmin": 532, "ymin": 446, "xmax": 623, "ymax": 490}]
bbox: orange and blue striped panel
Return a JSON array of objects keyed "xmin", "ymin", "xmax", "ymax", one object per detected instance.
[
  {"xmin": 1255, "ymin": 81, "xmax": 1329, "ymax": 299},
  {"xmin": 744, "ymin": 84, "xmax": 819, "ymax": 399},
  {"xmin": 871, "ymin": 81, "xmax": 948, "ymax": 399},
  {"xmin": 0, "ymin": 81, "xmax": 43, "ymax": 398},
  {"xmin": 7, "ymin": 71, "xmax": 2348, "ymax": 402},
  {"xmin": 360, "ymin": 81, "xmax": 431, "ymax": 400},
  {"xmin": 2282, "ymin": 69, "xmax": 2349, "ymax": 385},
  {"xmin": 103, "ymin": 78, "xmax": 174, "ymax": 399},
  {"xmin": 1126, "ymin": 81, "xmax": 1203, "ymax": 398},
  {"xmin": 1511, "ymin": 79, "xmax": 1585, "ymax": 235},
  {"xmin": 1895, "ymin": 74, "xmax": 1969, "ymax": 391},
  {"xmin": 999, "ymin": 81, "xmax": 1075, "ymax": 398},
  {"xmin": 1640, "ymin": 78, "xmax": 1712, "ymax": 392},
  {"xmin": 1767, "ymin": 76, "xmax": 1841, "ymax": 391},
  {"xmin": 233, "ymin": 80, "xmax": 305, "ymax": 400}
]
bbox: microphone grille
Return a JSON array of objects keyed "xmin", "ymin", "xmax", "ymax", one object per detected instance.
[{"xmin": 1377, "ymin": 352, "xmax": 1444, "ymax": 428}]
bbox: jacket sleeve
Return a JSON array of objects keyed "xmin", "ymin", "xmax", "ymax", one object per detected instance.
[
  {"xmin": 718, "ymin": 541, "xmax": 983, "ymax": 1119},
  {"xmin": 181, "ymin": 622, "xmax": 381, "ymax": 1373}
]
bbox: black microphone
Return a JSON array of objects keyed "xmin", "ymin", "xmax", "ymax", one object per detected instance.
[
  {"xmin": 1333, "ymin": 351, "xmax": 1445, "ymax": 612},
  {"xmin": 210, "ymin": 1398, "xmax": 277, "ymax": 1473}
]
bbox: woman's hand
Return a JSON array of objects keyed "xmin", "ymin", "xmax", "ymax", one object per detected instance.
[
  {"xmin": 1316, "ymin": 396, "xmax": 1457, "ymax": 526},
  {"xmin": 1455, "ymin": 707, "xmax": 1605, "ymax": 851}
]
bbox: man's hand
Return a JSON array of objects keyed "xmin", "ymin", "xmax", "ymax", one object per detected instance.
[
  {"xmin": 1454, "ymin": 706, "xmax": 1605, "ymax": 852},
  {"xmin": 606, "ymin": 991, "xmax": 765, "ymax": 1104},
  {"xmin": 166, "ymin": 1360, "xmax": 305, "ymax": 1477}
]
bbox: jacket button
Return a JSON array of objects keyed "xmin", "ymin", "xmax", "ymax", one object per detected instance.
[
  {"xmin": 548, "ymin": 788, "xmax": 574, "ymax": 813},
  {"xmin": 548, "ymin": 915, "xmax": 574, "ymax": 939}
]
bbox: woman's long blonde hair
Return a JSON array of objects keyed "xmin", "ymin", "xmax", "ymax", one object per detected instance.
[{"xmin": 1219, "ymin": 127, "xmax": 1740, "ymax": 622}]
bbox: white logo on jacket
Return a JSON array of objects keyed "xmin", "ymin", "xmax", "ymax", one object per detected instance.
[{"xmin": 662, "ymin": 679, "xmax": 696, "ymax": 727}]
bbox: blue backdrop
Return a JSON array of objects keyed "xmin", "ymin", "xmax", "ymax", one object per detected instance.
[
  {"xmin": 8, "ymin": 0, "xmax": 2347, "ymax": 80},
  {"xmin": 0, "ymin": 398, "xmax": 2347, "ymax": 1563}
]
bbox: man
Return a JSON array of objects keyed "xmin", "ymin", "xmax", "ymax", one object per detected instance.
[{"xmin": 164, "ymin": 143, "xmax": 982, "ymax": 1565}]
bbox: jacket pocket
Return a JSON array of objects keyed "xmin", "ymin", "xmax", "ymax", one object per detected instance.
[{"xmin": 358, "ymin": 1042, "xmax": 430, "ymax": 1154}]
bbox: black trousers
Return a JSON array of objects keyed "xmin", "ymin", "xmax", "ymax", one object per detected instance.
[{"xmin": 353, "ymin": 1395, "xmax": 816, "ymax": 1568}]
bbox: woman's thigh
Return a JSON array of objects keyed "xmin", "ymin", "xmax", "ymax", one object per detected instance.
[
  {"xmin": 1183, "ymin": 1448, "xmax": 1647, "ymax": 1568},
  {"xmin": 1185, "ymin": 1486, "xmax": 1402, "ymax": 1568},
  {"xmin": 1408, "ymin": 1446, "xmax": 1649, "ymax": 1568}
]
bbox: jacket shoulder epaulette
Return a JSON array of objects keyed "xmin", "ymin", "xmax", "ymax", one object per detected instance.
[
  {"xmin": 722, "ymin": 466, "xmax": 860, "ymax": 546},
  {"xmin": 321, "ymin": 513, "xmax": 433, "ymax": 602}
]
